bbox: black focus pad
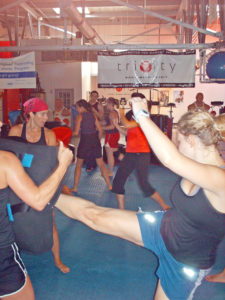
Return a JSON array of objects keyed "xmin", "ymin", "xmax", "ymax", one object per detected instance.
[{"xmin": 0, "ymin": 138, "xmax": 67, "ymax": 254}]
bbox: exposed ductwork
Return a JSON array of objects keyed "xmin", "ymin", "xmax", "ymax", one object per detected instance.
[{"xmin": 60, "ymin": 0, "xmax": 105, "ymax": 45}]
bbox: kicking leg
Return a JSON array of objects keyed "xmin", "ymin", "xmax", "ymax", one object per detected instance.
[{"xmin": 55, "ymin": 194, "xmax": 143, "ymax": 246}]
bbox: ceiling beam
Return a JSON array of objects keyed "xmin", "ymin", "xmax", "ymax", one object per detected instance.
[
  {"xmin": 86, "ymin": 10, "xmax": 178, "ymax": 18},
  {"xmin": 29, "ymin": 0, "xmax": 181, "ymax": 9},
  {"xmin": 110, "ymin": 0, "xmax": 221, "ymax": 38},
  {"xmin": 44, "ymin": 16, "xmax": 172, "ymax": 26},
  {"xmin": 20, "ymin": 2, "xmax": 39, "ymax": 20},
  {"xmin": 0, "ymin": 0, "xmax": 27, "ymax": 13},
  {"xmin": 0, "ymin": 41, "xmax": 221, "ymax": 52}
]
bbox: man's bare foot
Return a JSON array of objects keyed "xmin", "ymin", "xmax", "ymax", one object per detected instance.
[
  {"xmin": 205, "ymin": 271, "xmax": 225, "ymax": 283},
  {"xmin": 55, "ymin": 261, "xmax": 70, "ymax": 274}
]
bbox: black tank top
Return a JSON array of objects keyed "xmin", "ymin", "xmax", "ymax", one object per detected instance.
[
  {"xmin": 0, "ymin": 187, "xmax": 15, "ymax": 248},
  {"xmin": 21, "ymin": 123, "xmax": 47, "ymax": 145},
  {"xmin": 91, "ymin": 102, "xmax": 99, "ymax": 112},
  {"xmin": 160, "ymin": 178, "xmax": 225, "ymax": 269},
  {"xmin": 80, "ymin": 112, "xmax": 97, "ymax": 135}
]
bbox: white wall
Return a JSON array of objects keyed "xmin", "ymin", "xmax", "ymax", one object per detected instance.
[
  {"xmin": 90, "ymin": 75, "xmax": 225, "ymax": 123},
  {"xmin": 21, "ymin": 38, "xmax": 82, "ymax": 116},
  {"xmin": 36, "ymin": 61, "xmax": 82, "ymax": 106},
  {"xmin": 172, "ymin": 79, "xmax": 225, "ymax": 122},
  {"xmin": 81, "ymin": 62, "xmax": 91, "ymax": 100}
]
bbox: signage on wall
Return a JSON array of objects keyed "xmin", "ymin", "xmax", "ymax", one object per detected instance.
[
  {"xmin": 0, "ymin": 52, "xmax": 36, "ymax": 89},
  {"xmin": 98, "ymin": 50, "xmax": 196, "ymax": 88}
]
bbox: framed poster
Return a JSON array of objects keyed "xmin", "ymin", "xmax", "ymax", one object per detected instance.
[{"xmin": 159, "ymin": 90, "xmax": 169, "ymax": 107}]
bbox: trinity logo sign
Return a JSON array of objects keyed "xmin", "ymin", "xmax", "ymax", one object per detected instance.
[{"xmin": 140, "ymin": 61, "xmax": 152, "ymax": 72}]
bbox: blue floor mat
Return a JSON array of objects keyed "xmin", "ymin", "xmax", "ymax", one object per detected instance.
[{"xmin": 22, "ymin": 165, "xmax": 225, "ymax": 300}]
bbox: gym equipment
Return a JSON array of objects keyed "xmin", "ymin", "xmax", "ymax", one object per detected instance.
[
  {"xmin": 120, "ymin": 98, "xmax": 127, "ymax": 106},
  {"xmin": 0, "ymin": 138, "xmax": 67, "ymax": 254},
  {"xmin": 206, "ymin": 52, "xmax": 225, "ymax": 83},
  {"xmin": 210, "ymin": 101, "xmax": 224, "ymax": 116},
  {"xmin": 167, "ymin": 103, "xmax": 176, "ymax": 118}
]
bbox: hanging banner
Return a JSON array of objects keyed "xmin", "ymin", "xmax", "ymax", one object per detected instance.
[
  {"xmin": 0, "ymin": 52, "xmax": 36, "ymax": 89},
  {"xmin": 98, "ymin": 50, "xmax": 196, "ymax": 88}
]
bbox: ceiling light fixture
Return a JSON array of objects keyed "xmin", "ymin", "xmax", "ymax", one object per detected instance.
[
  {"xmin": 77, "ymin": 7, "xmax": 90, "ymax": 14},
  {"xmin": 53, "ymin": 7, "xmax": 60, "ymax": 14}
]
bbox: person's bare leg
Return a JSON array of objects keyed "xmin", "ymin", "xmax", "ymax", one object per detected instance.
[
  {"xmin": 105, "ymin": 146, "xmax": 116, "ymax": 176},
  {"xmin": 2, "ymin": 275, "xmax": 35, "ymax": 300},
  {"xmin": 51, "ymin": 210, "xmax": 70, "ymax": 274},
  {"xmin": 205, "ymin": 268, "xmax": 225, "ymax": 283},
  {"xmin": 71, "ymin": 158, "xmax": 84, "ymax": 193},
  {"xmin": 154, "ymin": 280, "xmax": 169, "ymax": 300},
  {"xmin": 62, "ymin": 184, "xmax": 72, "ymax": 195},
  {"xmin": 96, "ymin": 158, "xmax": 112, "ymax": 190},
  {"xmin": 150, "ymin": 191, "xmax": 170, "ymax": 211},
  {"xmin": 116, "ymin": 194, "xmax": 125, "ymax": 209},
  {"xmin": 55, "ymin": 194, "xmax": 143, "ymax": 246}
]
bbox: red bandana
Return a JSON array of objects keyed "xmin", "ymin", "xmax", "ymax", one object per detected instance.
[{"xmin": 23, "ymin": 98, "xmax": 48, "ymax": 113}]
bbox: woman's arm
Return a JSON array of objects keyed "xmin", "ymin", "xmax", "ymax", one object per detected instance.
[
  {"xmin": 92, "ymin": 103, "xmax": 104, "ymax": 121},
  {"xmin": 73, "ymin": 114, "xmax": 82, "ymax": 136},
  {"xmin": 131, "ymin": 98, "xmax": 225, "ymax": 197},
  {"xmin": 95, "ymin": 117, "xmax": 103, "ymax": 140},
  {"xmin": 8, "ymin": 124, "xmax": 22, "ymax": 137},
  {"xmin": 1, "ymin": 142, "xmax": 72, "ymax": 211},
  {"xmin": 120, "ymin": 108, "xmax": 138, "ymax": 129},
  {"xmin": 112, "ymin": 118, "xmax": 127, "ymax": 136},
  {"xmin": 46, "ymin": 128, "xmax": 58, "ymax": 146}
]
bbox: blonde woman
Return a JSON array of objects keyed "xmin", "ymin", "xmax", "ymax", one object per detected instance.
[
  {"xmin": 55, "ymin": 99, "xmax": 225, "ymax": 300},
  {"xmin": 205, "ymin": 113, "xmax": 225, "ymax": 283}
]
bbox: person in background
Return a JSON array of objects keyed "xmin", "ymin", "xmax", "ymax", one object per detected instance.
[
  {"xmin": 71, "ymin": 99, "xmax": 112, "ymax": 193},
  {"xmin": 111, "ymin": 92, "xmax": 169, "ymax": 210},
  {"xmin": 101, "ymin": 97, "xmax": 120, "ymax": 177},
  {"xmin": 188, "ymin": 92, "xmax": 210, "ymax": 112},
  {"xmin": 55, "ymin": 97, "xmax": 225, "ymax": 300},
  {"xmin": 85, "ymin": 90, "xmax": 105, "ymax": 173},
  {"xmin": 8, "ymin": 98, "xmax": 70, "ymax": 274},
  {"xmin": 0, "ymin": 117, "xmax": 72, "ymax": 299},
  {"xmin": 54, "ymin": 98, "xmax": 71, "ymax": 126},
  {"xmin": 89, "ymin": 90, "xmax": 104, "ymax": 121},
  {"xmin": 8, "ymin": 110, "xmax": 22, "ymax": 127}
]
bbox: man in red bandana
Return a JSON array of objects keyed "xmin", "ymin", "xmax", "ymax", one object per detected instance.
[{"xmin": 8, "ymin": 98, "xmax": 70, "ymax": 273}]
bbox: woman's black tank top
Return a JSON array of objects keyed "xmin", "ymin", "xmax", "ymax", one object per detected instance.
[{"xmin": 21, "ymin": 123, "xmax": 47, "ymax": 145}]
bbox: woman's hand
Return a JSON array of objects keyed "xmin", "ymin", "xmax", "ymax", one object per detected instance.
[
  {"xmin": 58, "ymin": 141, "xmax": 73, "ymax": 168},
  {"xmin": 130, "ymin": 97, "xmax": 148, "ymax": 116}
]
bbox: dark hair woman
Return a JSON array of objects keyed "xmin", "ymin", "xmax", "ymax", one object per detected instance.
[{"xmin": 71, "ymin": 99, "xmax": 112, "ymax": 193}]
